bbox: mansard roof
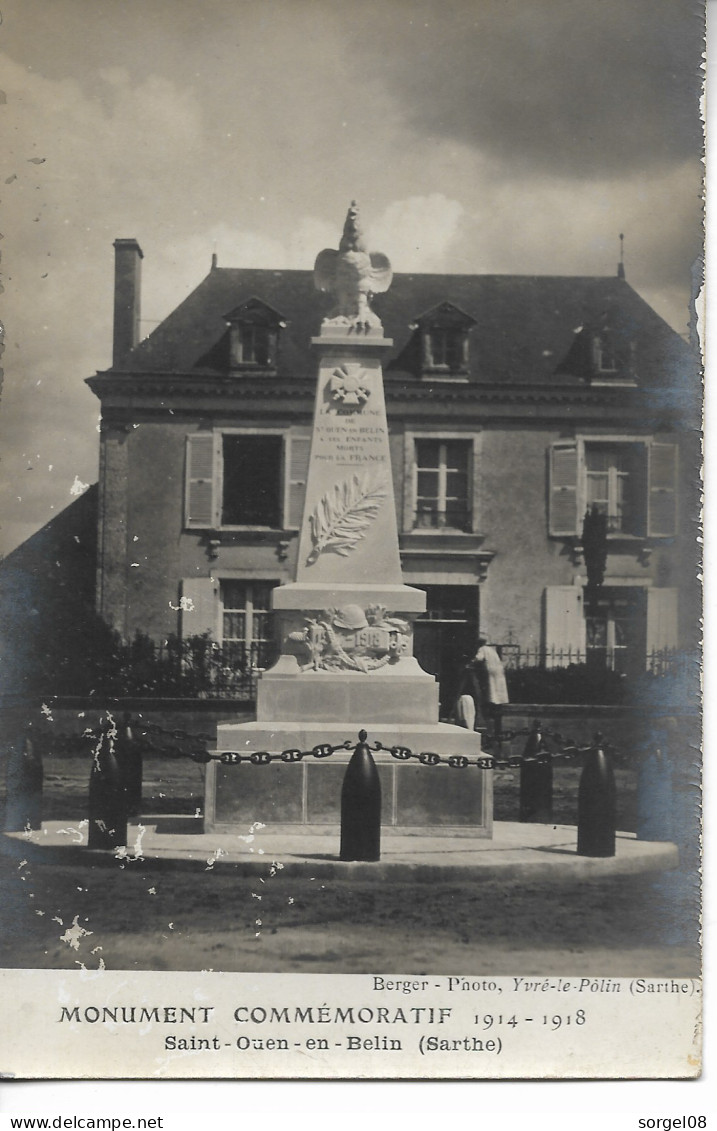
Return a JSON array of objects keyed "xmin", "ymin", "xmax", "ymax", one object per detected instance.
[{"xmin": 100, "ymin": 266, "xmax": 693, "ymax": 388}]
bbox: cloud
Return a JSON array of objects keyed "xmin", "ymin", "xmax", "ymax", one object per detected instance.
[
  {"xmin": 141, "ymin": 217, "xmax": 340, "ymax": 326},
  {"xmin": 144, "ymin": 197, "xmax": 466, "ymax": 323},
  {"xmin": 0, "ymin": 52, "xmax": 207, "ymax": 552},
  {"xmin": 286, "ymin": 218, "xmax": 340, "ymax": 270},
  {"xmin": 453, "ymin": 157, "xmax": 702, "ymax": 331},
  {"xmin": 371, "ymin": 195, "xmax": 465, "ymax": 272},
  {"xmin": 346, "ymin": 0, "xmax": 704, "ymax": 179},
  {"xmin": 0, "ymin": 0, "xmax": 703, "ymax": 556}
]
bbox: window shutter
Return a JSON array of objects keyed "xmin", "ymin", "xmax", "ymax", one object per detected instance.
[
  {"xmin": 185, "ymin": 433, "xmax": 217, "ymax": 529},
  {"xmin": 646, "ymin": 588, "xmax": 678, "ymax": 660},
  {"xmin": 179, "ymin": 577, "xmax": 219, "ymax": 638},
  {"xmin": 549, "ymin": 442, "xmax": 579, "ymax": 535},
  {"xmin": 544, "ymin": 586, "xmax": 586, "ymax": 667},
  {"xmin": 648, "ymin": 442, "xmax": 677, "ymax": 536},
  {"xmin": 286, "ymin": 432, "xmax": 311, "ymax": 529}
]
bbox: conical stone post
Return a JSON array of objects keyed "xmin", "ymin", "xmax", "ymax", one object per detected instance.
[{"xmin": 340, "ymin": 729, "xmax": 381, "ymax": 861}]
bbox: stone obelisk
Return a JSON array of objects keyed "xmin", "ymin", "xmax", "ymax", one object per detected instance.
[
  {"xmin": 260, "ymin": 202, "xmax": 433, "ymax": 725},
  {"xmin": 208, "ymin": 204, "xmax": 490, "ymax": 836}
]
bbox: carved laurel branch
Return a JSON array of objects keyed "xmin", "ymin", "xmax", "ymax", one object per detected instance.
[{"xmin": 306, "ymin": 472, "xmax": 388, "ymax": 565}]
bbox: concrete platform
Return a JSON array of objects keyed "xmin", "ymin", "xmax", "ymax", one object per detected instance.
[{"xmin": 2, "ymin": 819, "xmax": 680, "ymax": 884}]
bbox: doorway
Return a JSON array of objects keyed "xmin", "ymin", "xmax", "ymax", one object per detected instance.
[{"xmin": 412, "ymin": 585, "xmax": 479, "ymax": 717}]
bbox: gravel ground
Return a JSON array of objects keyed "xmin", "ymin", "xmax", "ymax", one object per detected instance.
[{"xmin": 0, "ymin": 753, "xmax": 700, "ymax": 975}]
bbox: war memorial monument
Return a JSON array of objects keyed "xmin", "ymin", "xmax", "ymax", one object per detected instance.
[{"xmin": 205, "ymin": 204, "xmax": 489, "ymax": 837}]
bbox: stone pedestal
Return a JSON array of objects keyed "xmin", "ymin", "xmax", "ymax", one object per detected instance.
[
  {"xmin": 206, "ymin": 726, "xmax": 491, "ymax": 836},
  {"xmin": 206, "ymin": 207, "xmax": 491, "ymax": 838}
]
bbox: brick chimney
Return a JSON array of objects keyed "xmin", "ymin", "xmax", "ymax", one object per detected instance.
[{"xmin": 112, "ymin": 238, "xmax": 143, "ymax": 366}]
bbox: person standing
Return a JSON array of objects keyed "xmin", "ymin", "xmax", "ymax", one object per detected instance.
[
  {"xmin": 452, "ymin": 658, "xmax": 485, "ymax": 731},
  {"xmin": 474, "ymin": 637, "xmax": 509, "ymax": 730}
]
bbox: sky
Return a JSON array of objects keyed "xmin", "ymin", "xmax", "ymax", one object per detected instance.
[{"xmin": 0, "ymin": 0, "xmax": 705, "ymax": 556}]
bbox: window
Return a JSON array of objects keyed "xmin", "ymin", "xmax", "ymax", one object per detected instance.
[
  {"xmin": 177, "ymin": 578, "xmax": 279, "ymax": 697},
  {"xmin": 414, "ymin": 301, "xmax": 475, "ymax": 376},
  {"xmin": 426, "ymin": 328, "xmax": 467, "ymax": 371},
  {"xmin": 584, "ymin": 443, "xmax": 644, "ymax": 534},
  {"xmin": 222, "ymin": 435, "xmax": 282, "ymax": 526},
  {"xmin": 237, "ymin": 324, "xmax": 271, "ymax": 366},
  {"xmin": 592, "ymin": 336, "xmax": 618, "ymax": 373},
  {"xmin": 414, "ymin": 439, "xmax": 471, "ymax": 531},
  {"xmin": 224, "ymin": 297, "xmax": 285, "ymax": 371},
  {"xmin": 548, "ymin": 438, "xmax": 677, "ymax": 538},
  {"xmin": 185, "ymin": 429, "xmax": 310, "ymax": 530},
  {"xmin": 556, "ymin": 323, "xmax": 636, "ymax": 384},
  {"xmin": 221, "ymin": 581, "xmax": 277, "ymax": 673},
  {"xmin": 544, "ymin": 585, "xmax": 677, "ymax": 672},
  {"xmin": 584, "ymin": 588, "xmax": 646, "ymax": 676}
]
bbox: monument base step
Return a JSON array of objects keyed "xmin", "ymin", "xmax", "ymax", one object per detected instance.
[
  {"xmin": 256, "ymin": 659, "xmax": 439, "ymax": 724},
  {"xmin": 214, "ymin": 720, "xmax": 480, "ymax": 751},
  {"xmin": 205, "ymin": 721, "xmax": 492, "ymax": 836}
]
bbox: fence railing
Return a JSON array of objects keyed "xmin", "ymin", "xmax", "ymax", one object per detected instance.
[
  {"xmin": 497, "ymin": 645, "xmax": 688, "ymax": 677},
  {"xmin": 14, "ymin": 627, "xmax": 693, "ymax": 703},
  {"xmin": 83, "ymin": 637, "xmax": 279, "ymax": 700}
]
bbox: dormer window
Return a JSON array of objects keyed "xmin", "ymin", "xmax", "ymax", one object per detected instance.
[
  {"xmin": 590, "ymin": 331, "xmax": 636, "ymax": 385},
  {"xmin": 224, "ymin": 297, "xmax": 286, "ymax": 372},
  {"xmin": 427, "ymin": 328, "xmax": 466, "ymax": 370},
  {"xmin": 414, "ymin": 301, "xmax": 476, "ymax": 378},
  {"xmin": 592, "ymin": 335, "xmax": 618, "ymax": 374},
  {"xmin": 238, "ymin": 324, "xmax": 271, "ymax": 365},
  {"xmin": 557, "ymin": 317, "xmax": 636, "ymax": 386}
]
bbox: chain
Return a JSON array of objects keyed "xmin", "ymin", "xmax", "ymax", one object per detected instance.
[
  {"xmin": 210, "ymin": 740, "xmax": 354, "ymax": 766},
  {"xmin": 479, "ymin": 726, "xmax": 591, "ymax": 750},
  {"xmin": 29, "ymin": 718, "xmax": 617, "ymax": 769},
  {"xmin": 369, "ymin": 739, "xmax": 594, "ymax": 771},
  {"xmin": 209, "ymin": 738, "xmax": 600, "ymax": 770}
]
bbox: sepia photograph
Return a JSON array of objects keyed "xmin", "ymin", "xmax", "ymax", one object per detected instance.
[{"xmin": 0, "ymin": 0, "xmax": 705, "ymax": 1081}]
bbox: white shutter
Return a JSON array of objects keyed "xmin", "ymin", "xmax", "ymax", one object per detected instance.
[
  {"xmin": 285, "ymin": 431, "xmax": 311, "ymax": 529},
  {"xmin": 544, "ymin": 586, "xmax": 586, "ymax": 667},
  {"xmin": 549, "ymin": 442, "xmax": 580, "ymax": 535},
  {"xmin": 648, "ymin": 442, "xmax": 677, "ymax": 536},
  {"xmin": 185, "ymin": 433, "xmax": 217, "ymax": 529},
  {"xmin": 179, "ymin": 577, "xmax": 219, "ymax": 638},
  {"xmin": 646, "ymin": 589, "xmax": 678, "ymax": 663}
]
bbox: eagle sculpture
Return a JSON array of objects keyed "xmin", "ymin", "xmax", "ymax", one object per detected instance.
[{"xmin": 314, "ymin": 201, "xmax": 393, "ymax": 331}]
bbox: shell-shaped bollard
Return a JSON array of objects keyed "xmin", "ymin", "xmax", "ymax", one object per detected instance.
[
  {"xmin": 117, "ymin": 713, "xmax": 143, "ymax": 818},
  {"xmin": 577, "ymin": 740, "xmax": 616, "ymax": 858},
  {"xmin": 636, "ymin": 748, "xmax": 673, "ymax": 842},
  {"xmin": 340, "ymin": 730, "xmax": 381, "ymax": 862},
  {"xmin": 88, "ymin": 725, "xmax": 128, "ymax": 850},
  {"xmin": 519, "ymin": 719, "xmax": 553, "ymax": 823},
  {"xmin": 4, "ymin": 726, "xmax": 44, "ymax": 832}
]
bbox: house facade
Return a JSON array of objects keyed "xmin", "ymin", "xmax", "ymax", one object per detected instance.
[{"xmin": 86, "ymin": 238, "xmax": 699, "ymax": 708}]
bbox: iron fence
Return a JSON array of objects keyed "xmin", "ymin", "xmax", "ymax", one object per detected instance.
[
  {"xmin": 17, "ymin": 622, "xmax": 693, "ymax": 703},
  {"xmin": 85, "ymin": 636, "xmax": 278, "ymax": 700},
  {"xmin": 497, "ymin": 644, "xmax": 688, "ymax": 677}
]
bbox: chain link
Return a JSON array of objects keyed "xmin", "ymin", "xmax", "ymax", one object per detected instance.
[
  {"xmin": 369, "ymin": 739, "xmax": 593, "ymax": 772},
  {"xmin": 206, "ymin": 737, "xmax": 599, "ymax": 770},
  {"xmin": 31, "ymin": 717, "xmax": 616, "ymax": 769},
  {"xmin": 213, "ymin": 740, "xmax": 353, "ymax": 766}
]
